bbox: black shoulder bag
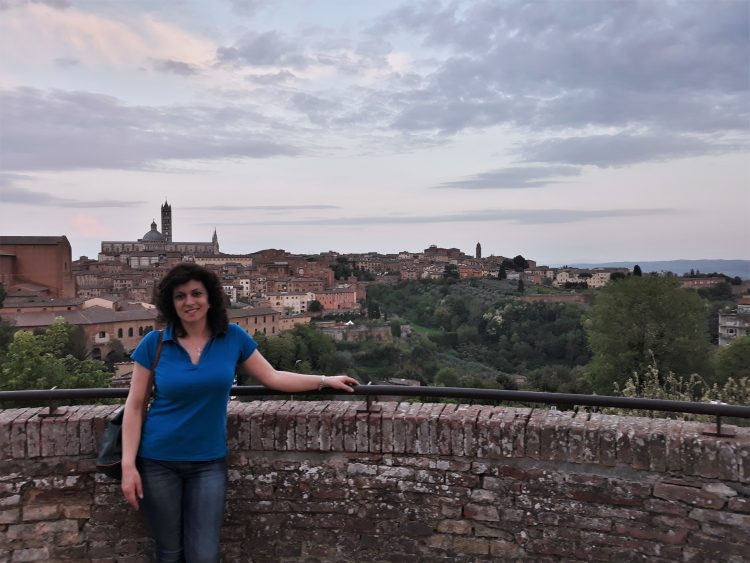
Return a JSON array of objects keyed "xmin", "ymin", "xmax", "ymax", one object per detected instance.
[{"xmin": 96, "ymin": 330, "xmax": 163, "ymax": 480}]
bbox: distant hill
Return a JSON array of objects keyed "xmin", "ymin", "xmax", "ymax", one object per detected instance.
[{"xmin": 563, "ymin": 260, "xmax": 750, "ymax": 280}]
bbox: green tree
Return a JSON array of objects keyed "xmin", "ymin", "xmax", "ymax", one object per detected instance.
[
  {"xmin": 105, "ymin": 339, "xmax": 127, "ymax": 369},
  {"xmin": 585, "ymin": 276, "xmax": 711, "ymax": 394},
  {"xmin": 434, "ymin": 367, "xmax": 460, "ymax": 387},
  {"xmin": 390, "ymin": 320, "xmax": 402, "ymax": 338},
  {"xmin": 367, "ymin": 300, "xmax": 381, "ymax": 319},
  {"xmin": 512, "ymin": 255, "xmax": 528, "ymax": 271},
  {"xmin": 0, "ymin": 317, "xmax": 16, "ymax": 355},
  {"xmin": 713, "ymin": 336, "xmax": 750, "ymax": 383},
  {"xmin": 633, "ymin": 264, "xmax": 642, "ymax": 276},
  {"xmin": 308, "ymin": 299, "xmax": 323, "ymax": 312},
  {"xmin": 443, "ymin": 263, "xmax": 460, "ymax": 280},
  {"xmin": 498, "ymin": 265, "xmax": 507, "ymax": 280},
  {"xmin": 0, "ymin": 324, "xmax": 110, "ymax": 391},
  {"xmin": 332, "ymin": 256, "xmax": 353, "ymax": 280},
  {"xmin": 517, "ymin": 279, "xmax": 525, "ymax": 293}
]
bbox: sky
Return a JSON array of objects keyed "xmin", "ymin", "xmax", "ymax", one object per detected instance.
[{"xmin": 0, "ymin": 0, "xmax": 748, "ymax": 265}]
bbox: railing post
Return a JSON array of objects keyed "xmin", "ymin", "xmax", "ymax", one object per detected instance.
[
  {"xmin": 703, "ymin": 415, "xmax": 736, "ymax": 437},
  {"xmin": 356, "ymin": 383, "xmax": 381, "ymax": 413}
]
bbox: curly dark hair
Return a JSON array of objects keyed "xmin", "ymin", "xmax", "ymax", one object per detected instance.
[{"xmin": 153, "ymin": 262, "xmax": 229, "ymax": 337}]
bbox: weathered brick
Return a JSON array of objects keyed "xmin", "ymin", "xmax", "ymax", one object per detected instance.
[
  {"xmin": 413, "ymin": 403, "xmax": 430, "ymax": 455},
  {"xmin": 474, "ymin": 405, "xmax": 496, "ymax": 458},
  {"xmin": 490, "ymin": 538, "xmax": 521, "ymax": 556},
  {"xmin": 614, "ymin": 521, "xmax": 688, "ymax": 545},
  {"xmin": 445, "ymin": 471, "xmax": 478, "ymax": 488},
  {"xmin": 354, "ymin": 410, "xmax": 370, "ymax": 453},
  {"xmin": 643, "ymin": 498, "xmax": 690, "ymax": 516},
  {"xmin": 267, "ymin": 400, "xmax": 290, "ymax": 451},
  {"xmin": 9, "ymin": 409, "xmax": 36, "ymax": 460},
  {"xmin": 22, "ymin": 503, "xmax": 61, "ymax": 521},
  {"xmin": 11, "ymin": 546, "xmax": 50, "ymax": 562},
  {"xmin": 463, "ymin": 503, "xmax": 499, "ymax": 522},
  {"xmin": 567, "ymin": 412, "xmax": 587, "ymax": 463},
  {"xmin": 664, "ymin": 418, "xmax": 684, "ymax": 472},
  {"xmin": 0, "ymin": 508, "xmax": 20, "ymax": 524},
  {"xmin": 378, "ymin": 401, "xmax": 397, "ymax": 454},
  {"xmin": 647, "ymin": 417, "xmax": 669, "ymax": 472},
  {"xmin": 716, "ymin": 438, "xmax": 740, "ymax": 482},
  {"xmin": 452, "ymin": 536, "xmax": 489, "ymax": 555},
  {"xmin": 653, "ymin": 482, "xmax": 728, "ymax": 509},
  {"xmin": 686, "ymin": 532, "xmax": 750, "ymax": 559},
  {"xmin": 540, "ymin": 409, "xmax": 569, "ymax": 462},
  {"xmin": 450, "ymin": 404, "xmax": 471, "ymax": 457},
  {"xmin": 727, "ymin": 496, "xmax": 750, "ymax": 513},
  {"xmin": 597, "ymin": 413, "xmax": 620, "ymax": 467},
  {"xmin": 525, "ymin": 409, "xmax": 547, "ymax": 460},
  {"xmin": 689, "ymin": 507, "xmax": 750, "ymax": 527},
  {"xmin": 305, "ymin": 401, "xmax": 328, "ymax": 451},
  {"xmin": 391, "ymin": 402, "xmax": 411, "ymax": 454}
]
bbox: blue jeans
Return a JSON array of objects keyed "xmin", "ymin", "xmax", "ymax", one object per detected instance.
[{"xmin": 138, "ymin": 457, "xmax": 227, "ymax": 563}]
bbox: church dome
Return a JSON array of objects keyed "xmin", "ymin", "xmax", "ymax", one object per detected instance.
[{"xmin": 141, "ymin": 220, "xmax": 165, "ymax": 242}]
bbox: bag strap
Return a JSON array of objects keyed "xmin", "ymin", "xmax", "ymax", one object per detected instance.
[{"xmin": 145, "ymin": 330, "xmax": 164, "ymax": 401}]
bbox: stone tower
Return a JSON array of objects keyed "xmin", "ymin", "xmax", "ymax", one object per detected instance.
[
  {"xmin": 212, "ymin": 228, "xmax": 219, "ymax": 254},
  {"xmin": 161, "ymin": 200, "xmax": 172, "ymax": 243},
  {"xmin": 476, "ymin": 242, "xmax": 482, "ymax": 259}
]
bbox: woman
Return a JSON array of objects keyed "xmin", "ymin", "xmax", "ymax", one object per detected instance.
[{"xmin": 121, "ymin": 262, "xmax": 357, "ymax": 562}]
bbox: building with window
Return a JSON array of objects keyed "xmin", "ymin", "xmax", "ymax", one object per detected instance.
[
  {"xmin": 718, "ymin": 298, "xmax": 750, "ymax": 346},
  {"xmin": 0, "ymin": 236, "xmax": 76, "ymax": 298}
]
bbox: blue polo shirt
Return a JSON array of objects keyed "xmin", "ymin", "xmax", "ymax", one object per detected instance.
[{"xmin": 131, "ymin": 323, "xmax": 257, "ymax": 461}]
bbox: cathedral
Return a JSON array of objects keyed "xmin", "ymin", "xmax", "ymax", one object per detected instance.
[{"xmin": 99, "ymin": 201, "xmax": 219, "ymax": 263}]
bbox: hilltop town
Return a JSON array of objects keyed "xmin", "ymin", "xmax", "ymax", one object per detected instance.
[{"xmin": 1, "ymin": 203, "xmax": 748, "ymax": 365}]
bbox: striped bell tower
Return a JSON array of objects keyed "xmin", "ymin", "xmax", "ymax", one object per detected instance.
[{"xmin": 161, "ymin": 200, "xmax": 172, "ymax": 243}]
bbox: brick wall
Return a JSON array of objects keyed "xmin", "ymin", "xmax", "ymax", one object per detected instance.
[{"xmin": 1, "ymin": 402, "xmax": 748, "ymax": 562}]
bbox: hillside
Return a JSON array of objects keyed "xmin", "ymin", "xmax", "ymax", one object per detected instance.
[{"xmin": 565, "ymin": 260, "xmax": 750, "ymax": 280}]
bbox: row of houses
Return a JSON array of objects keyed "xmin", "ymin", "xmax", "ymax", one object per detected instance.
[{"xmin": 0, "ymin": 294, "xmax": 283, "ymax": 360}]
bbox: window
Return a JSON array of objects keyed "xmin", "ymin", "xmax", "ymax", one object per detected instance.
[
  {"xmin": 128, "ymin": 327, "xmax": 134, "ymax": 337},
  {"xmin": 99, "ymin": 331, "xmax": 106, "ymax": 338},
  {"xmin": 118, "ymin": 328, "xmax": 123, "ymax": 338}
]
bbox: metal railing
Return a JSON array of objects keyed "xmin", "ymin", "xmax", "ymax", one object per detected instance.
[{"xmin": 1, "ymin": 385, "xmax": 748, "ymax": 435}]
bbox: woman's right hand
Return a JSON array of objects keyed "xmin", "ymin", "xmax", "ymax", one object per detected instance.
[{"xmin": 121, "ymin": 465, "xmax": 143, "ymax": 510}]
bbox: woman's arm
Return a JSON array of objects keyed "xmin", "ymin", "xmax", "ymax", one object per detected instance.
[
  {"xmin": 120, "ymin": 361, "xmax": 152, "ymax": 509},
  {"xmin": 239, "ymin": 349, "xmax": 358, "ymax": 393}
]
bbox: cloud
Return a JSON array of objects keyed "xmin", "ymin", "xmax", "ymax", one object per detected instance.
[
  {"xmin": 0, "ymin": 2, "xmax": 214, "ymax": 69},
  {"xmin": 0, "ymin": 186, "xmax": 143, "ymax": 208},
  {"xmin": 0, "ymin": 172, "xmax": 33, "ymax": 188},
  {"xmin": 435, "ymin": 166, "xmax": 581, "ymax": 189},
  {"xmin": 246, "ymin": 70, "xmax": 297, "ymax": 84},
  {"xmin": 0, "ymin": 0, "xmax": 70, "ymax": 9},
  {"xmin": 228, "ymin": 0, "xmax": 265, "ymax": 16},
  {"xmin": 53, "ymin": 56, "xmax": 78, "ymax": 67},
  {"xmin": 0, "ymin": 87, "xmax": 301, "ymax": 172},
  {"xmin": 190, "ymin": 205, "xmax": 340, "ymax": 211},
  {"xmin": 222, "ymin": 207, "xmax": 676, "ymax": 227},
  {"xmin": 374, "ymin": 0, "xmax": 748, "ymax": 144},
  {"xmin": 217, "ymin": 30, "xmax": 310, "ymax": 69},
  {"xmin": 152, "ymin": 58, "xmax": 200, "ymax": 76},
  {"xmin": 71, "ymin": 213, "xmax": 115, "ymax": 237},
  {"xmin": 520, "ymin": 134, "xmax": 744, "ymax": 168}
]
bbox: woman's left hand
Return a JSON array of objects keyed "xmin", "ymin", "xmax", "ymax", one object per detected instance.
[{"xmin": 323, "ymin": 375, "xmax": 359, "ymax": 392}]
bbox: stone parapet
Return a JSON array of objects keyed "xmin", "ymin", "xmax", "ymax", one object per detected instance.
[{"xmin": 0, "ymin": 401, "xmax": 748, "ymax": 561}]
